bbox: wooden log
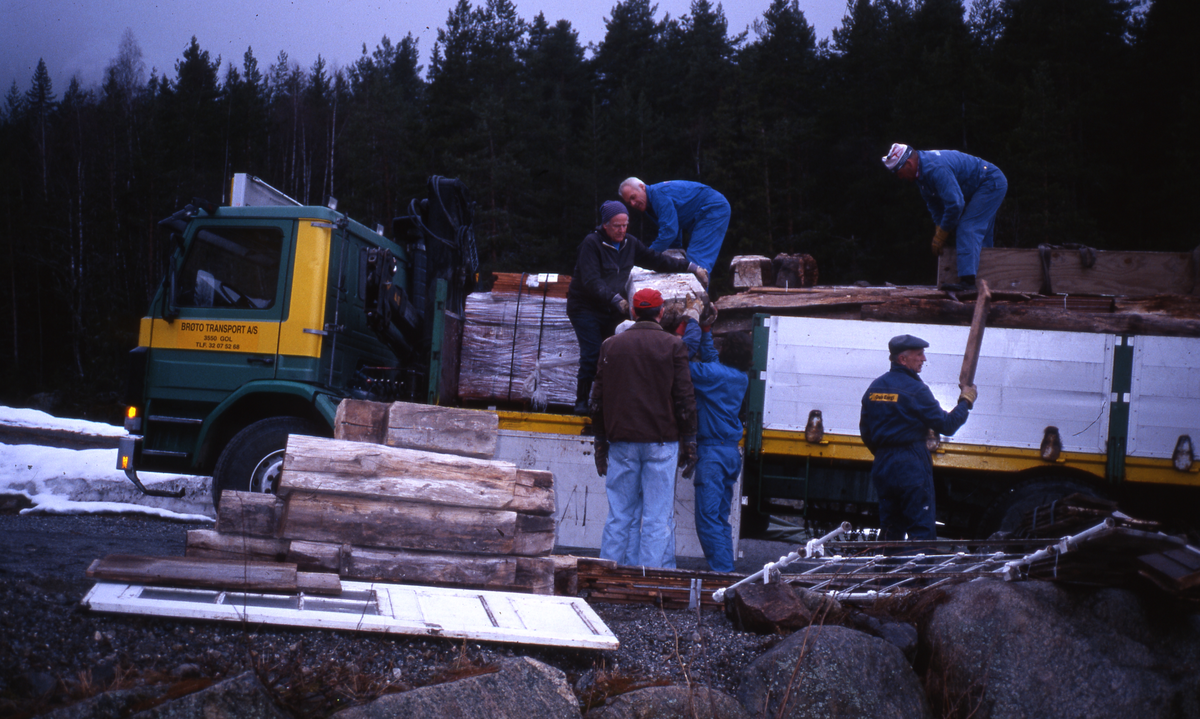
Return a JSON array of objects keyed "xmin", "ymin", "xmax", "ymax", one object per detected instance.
[
  {"xmin": 280, "ymin": 435, "xmax": 555, "ymax": 515},
  {"xmin": 285, "ymin": 540, "xmax": 345, "ymax": 573},
  {"xmin": 297, "ymin": 572, "xmax": 343, "ymax": 595},
  {"xmin": 334, "ymin": 399, "xmax": 389, "ymax": 444},
  {"xmin": 860, "ymin": 298, "xmax": 1200, "ymax": 337},
  {"xmin": 185, "ymin": 529, "xmax": 290, "ymax": 562},
  {"xmin": 214, "ymin": 491, "xmax": 284, "ymax": 537},
  {"xmin": 341, "ymin": 545, "xmax": 554, "ymax": 594},
  {"xmin": 334, "ymin": 399, "xmax": 498, "ymax": 457},
  {"xmin": 278, "ymin": 491, "xmax": 556, "ymax": 556},
  {"xmin": 731, "ymin": 255, "xmax": 773, "ymax": 288},
  {"xmin": 385, "ymin": 401, "xmax": 498, "ymax": 459},
  {"xmin": 87, "ymin": 554, "xmax": 299, "ymax": 592}
]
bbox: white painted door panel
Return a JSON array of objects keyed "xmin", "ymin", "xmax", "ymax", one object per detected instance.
[{"xmin": 83, "ymin": 580, "xmax": 618, "ymax": 650}]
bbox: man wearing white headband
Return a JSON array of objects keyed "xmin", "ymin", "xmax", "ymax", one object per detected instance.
[{"xmin": 883, "ymin": 143, "xmax": 1008, "ymax": 292}]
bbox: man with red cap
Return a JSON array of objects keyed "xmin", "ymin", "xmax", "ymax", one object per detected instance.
[
  {"xmin": 590, "ymin": 287, "xmax": 697, "ymax": 568},
  {"xmin": 883, "ymin": 143, "xmax": 1008, "ymax": 292}
]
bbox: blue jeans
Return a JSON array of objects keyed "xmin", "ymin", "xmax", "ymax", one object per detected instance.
[
  {"xmin": 693, "ymin": 443, "xmax": 742, "ymax": 572},
  {"xmin": 568, "ymin": 305, "xmax": 620, "ymax": 405},
  {"xmin": 955, "ymin": 168, "xmax": 1008, "ymax": 278},
  {"xmin": 601, "ymin": 441, "xmax": 679, "ymax": 568}
]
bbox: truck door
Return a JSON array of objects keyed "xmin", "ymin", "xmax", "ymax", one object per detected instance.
[{"xmin": 139, "ymin": 220, "xmax": 293, "ymax": 467}]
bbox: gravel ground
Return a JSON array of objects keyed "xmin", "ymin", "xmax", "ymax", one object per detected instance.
[{"xmin": 0, "ymin": 514, "xmax": 794, "ymax": 718}]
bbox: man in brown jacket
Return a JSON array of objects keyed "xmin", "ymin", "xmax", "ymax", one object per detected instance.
[{"xmin": 590, "ymin": 288, "xmax": 697, "ymax": 568}]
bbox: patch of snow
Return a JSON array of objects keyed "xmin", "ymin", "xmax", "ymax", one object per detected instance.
[
  {"xmin": 0, "ymin": 406, "xmax": 126, "ymax": 437},
  {"xmin": 1, "ymin": 436, "xmax": 215, "ymax": 521}
]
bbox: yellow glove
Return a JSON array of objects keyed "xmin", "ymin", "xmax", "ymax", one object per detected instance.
[
  {"xmin": 958, "ymin": 384, "xmax": 978, "ymax": 408},
  {"xmin": 931, "ymin": 226, "xmax": 950, "ymax": 256}
]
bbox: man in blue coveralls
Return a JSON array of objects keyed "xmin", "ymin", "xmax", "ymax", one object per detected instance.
[
  {"xmin": 883, "ymin": 143, "xmax": 1008, "ymax": 292},
  {"xmin": 678, "ymin": 306, "xmax": 752, "ymax": 572},
  {"xmin": 859, "ymin": 334, "xmax": 977, "ymax": 541},
  {"xmin": 618, "ymin": 178, "xmax": 730, "ymax": 274}
]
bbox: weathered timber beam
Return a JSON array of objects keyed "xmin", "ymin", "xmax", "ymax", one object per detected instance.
[
  {"xmin": 281, "ymin": 434, "xmax": 554, "ymax": 515},
  {"xmin": 214, "ymin": 491, "xmax": 285, "ymax": 537},
  {"xmin": 277, "ymin": 490, "xmax": 555, "ymax": 557}
]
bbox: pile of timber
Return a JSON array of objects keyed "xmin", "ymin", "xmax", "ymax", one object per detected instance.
[
  {"xmin": 1018, "ymin": 493, "xmax": 1161, "ymax": 539},
  {"xmin": 576, "ymin": 558, "xmax": 739, "ymax": 609},
  {"xmin": 459, "ymin": 272, "xmax": 577, "ymax": 409},
  {"xmin": 715, "ymin": 248, "xmax": 1200, "ymax": 337},
  {"xmin": 185, "ymin": 400, "xmax": 560, "ymax": 594}
]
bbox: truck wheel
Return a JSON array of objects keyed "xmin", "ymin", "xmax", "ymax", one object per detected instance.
[
  {"xmin": 979, "ymin": 478, "xmax": 1102, "ymax": 538},
  {"xmin": 212, "ymin": 417, "xmax": 323, "ymax": 509}
]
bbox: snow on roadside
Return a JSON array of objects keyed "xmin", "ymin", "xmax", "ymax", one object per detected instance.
[
  {"xmin": 0, "ymin": 406, "xmax": 127, "ymax": 436},
  {"xmin": 0, "ymin": 407, "xmax": 215, "ymax": 521}
]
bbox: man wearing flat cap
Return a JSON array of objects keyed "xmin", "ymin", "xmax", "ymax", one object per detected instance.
[
  {"xmin": 567, "ymin": 200, "xmax": 709, "ymax": 415},
  {"xmin": 860, "ymin": 334, "xmax": 977, "ymax": 541},
  {"xmin": 590, "ymin": 287, "xmax": 698, "ymax": 568},
  {"xmin": 883, "ymin": 143, "xmax": 1007, "ymax": 292}
]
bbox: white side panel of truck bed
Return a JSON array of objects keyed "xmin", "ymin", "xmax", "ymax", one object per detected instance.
[
  {"xmin": 494, "ymin": 429, "xmax": 740, "ymax": 561},
  {"xmin": 764, "ymin": 316, "xmax": 1114, "ymax": 453},
  {"xmin": 1128, "ymin": 335, "xmax": 1200, "ymax": 459}
]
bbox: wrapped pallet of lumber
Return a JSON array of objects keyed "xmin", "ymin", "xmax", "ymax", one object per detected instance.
[{"xmin": 459, "ymin": 272, "xmax": 578, "ymax": 409}]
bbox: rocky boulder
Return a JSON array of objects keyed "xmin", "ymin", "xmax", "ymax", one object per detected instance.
[
  {"xmin": 925, "ymin": 579, "xmax": 1200, "ymax": 719},
  {"xmin": 332, "ymin": 656, "xmax": 580, "ymax": 719},
  {"xmin": 737, "ymin": 624, "xmax": 931, "ymax": 719},
  {"xmin": 585, "ymin": 685, "xmax": 750, "ymax": 718}
]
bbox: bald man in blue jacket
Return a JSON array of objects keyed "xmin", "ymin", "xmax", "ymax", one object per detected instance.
[
  {"xmin": 883, "ymin": 143, "xmax": 1008, "ymax": 292},
  {"xmin": 619, "ymin": 178, "xmax": 730, "ymax": 274}
]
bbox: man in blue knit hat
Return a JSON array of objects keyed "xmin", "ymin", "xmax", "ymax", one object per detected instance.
[
  {"xmin": 619, "ymin": 177, "xmax": 729, "ymax": 275},
  {"xmin": 567, "ymin": 200, "xmax": 709, "ymax": 414},
  {"xmin": 860, "ymin": 334, "xmax": 976, "ymax": 542},
  {"xmin": 883, "ymin": 143, "xmax": 1008, "ymax": 292}
]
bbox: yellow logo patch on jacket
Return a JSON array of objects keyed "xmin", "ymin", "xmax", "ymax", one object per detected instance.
[{"xmin": 869, "ymin": 393, "xmax": 899, "ymax": 402}]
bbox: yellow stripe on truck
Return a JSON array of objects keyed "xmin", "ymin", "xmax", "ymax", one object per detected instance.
[{"xmin": 278, "ymin": 220, "xmax": 332, "ymax": 358}]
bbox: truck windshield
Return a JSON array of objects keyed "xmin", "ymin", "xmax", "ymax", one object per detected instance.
[{"xmin": 176, "ymin": 226, "xmax": 283, "ymax": 310}]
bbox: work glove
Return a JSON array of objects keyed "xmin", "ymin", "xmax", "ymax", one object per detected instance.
[
  {"xmin": 699, "ymin": 302, "xmax": 718, "ymax": 329},
  {"xmin": 612, "ymin": 295, "xmax": 629, "ymax": 317},
  {"xmin": 678, "ymin": 437, "xmax": 698, "ymax": 480},
  {"xmin": 593, "ymin": 438, "xmax": 609, "ymax": 477},
  {"xmin": 688, "ymin": 263, "xmax": 710, "ymax": 288},
  {"xmin": 682, "ymin": 307, "xmax": 701, "ymax": 325},
  {"xmin": 958, "ymin": 384, "xmax": 978, "ymax": 409},
  {"xmin": 931, "ymin": 226, "xmax": 950, "ymax": 256}
]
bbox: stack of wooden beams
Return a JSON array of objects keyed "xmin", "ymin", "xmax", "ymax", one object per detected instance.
[
  {"xmin": 458, "ymin": 272, "xmax": 577, "ymax": 409},
  {"xmin": 183, "ymin": 400, "xmax": 560, "ymax": 594},
  {"xmin": 1018, "ymin": 493, "xmax": 1161, "ymax": 539},
  {"xmin": 576, "ymin": 558, "xmax": 738, "ymax": 609}
]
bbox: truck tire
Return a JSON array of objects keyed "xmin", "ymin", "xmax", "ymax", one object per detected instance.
[
  {"xmin": 211, "ymin": 417, "xmax": 324, "ymax": 509},
  {"xmin": 979, "ymin": 478, "xmax": 1102, "ymax": 538}
]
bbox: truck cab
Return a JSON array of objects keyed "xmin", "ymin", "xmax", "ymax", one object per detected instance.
[{"xmin": 119, "ymin": 175, "xmax": 473, "ymax": 506}]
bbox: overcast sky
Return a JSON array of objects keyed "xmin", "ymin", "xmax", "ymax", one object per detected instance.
[{"xmin": 2, "ymin": 0, "xmax": 848, "ymax": 93}]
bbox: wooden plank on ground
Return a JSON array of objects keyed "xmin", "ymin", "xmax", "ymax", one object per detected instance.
[
  {"xmin": 278, "ymin": 491, "xmax": 556, "ymax": 556},
  {"xmin": 185, "ymin": 529, "xmax": 290, "ymax": 562},
  {"xmin": 87, "ymin": 554, "xmax": 301, "ymax": 592},
  {"xmin": 386, "ymin": 401, "xmax": 499, "ymax": 459},
  {"xmin": 214, "ymin": 491, "xmax": 284, "ymax": 537},
  {"xmin": 280, "ymin": 434, "xmax": 554, "ymax": 515}
]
